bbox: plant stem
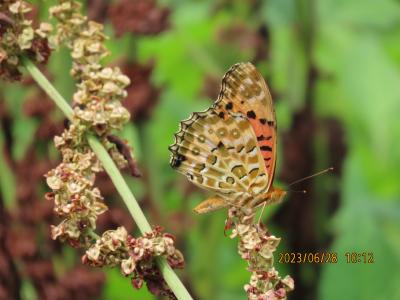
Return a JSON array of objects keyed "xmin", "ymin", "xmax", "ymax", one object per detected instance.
[
  {"xmin": 86, "ymin": 134, "xmax": 153, "ymax": 233},
  {"xmin": 22, "ymin": 56, "xmax": 74, "ymax": 120},
  {"xmin": 21, "ymin": 57, "xmax": 193, "ymax": 300},
  {"xmin": 86, "ymin": 228, "xmax": 101, "ymax": 240}
]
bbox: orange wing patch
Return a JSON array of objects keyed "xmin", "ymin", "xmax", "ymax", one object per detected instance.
[{"xmin": 213, "ymin": 63, "xmax": 277, "ymax": 191}]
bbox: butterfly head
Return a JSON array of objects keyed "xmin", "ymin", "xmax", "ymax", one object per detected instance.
[{"xmin": 265, "ymin": 187, "xmax": 287, "ymax": 205}]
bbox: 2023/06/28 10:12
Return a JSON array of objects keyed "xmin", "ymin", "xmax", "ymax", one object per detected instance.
[{"xmin": 278, "ymin": 252, "xmax": 375, "ymax": 264}]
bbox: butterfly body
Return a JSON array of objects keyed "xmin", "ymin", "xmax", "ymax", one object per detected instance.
[{"xmin": 169, "ymin": 62, "xmax": 285, "ymax": 214}]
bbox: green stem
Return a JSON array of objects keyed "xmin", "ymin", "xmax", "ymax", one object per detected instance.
[
  {"xmin": 21, "ymin": 57, "xmax": 193, "ymax": 300},
  {"xmin": 86, "ymin": 228, "xmax": 101, "ymax": 240},
  {"xmin": 87, "ymin": 135, "xmax": 152, "ymax": 233},
  {"xmin": 22, "ymin": 56, "xmax": 74, "ymax": 120}
]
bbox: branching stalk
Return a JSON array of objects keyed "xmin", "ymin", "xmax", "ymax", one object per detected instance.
[{"xmin": 21, "ymin": 56, "xmax": 193, "ymax": 300}]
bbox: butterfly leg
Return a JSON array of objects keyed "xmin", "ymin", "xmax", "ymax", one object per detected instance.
[
  {"xmin": 224, "ymin": 217, "xmax": 234, "ymax": 237},
  {"xmin": 253, "ymin": 188, "xmax": 287, "ymax": 225},
  {"xmin": 193, "ymin": 195, "xmax": 229, "ymax": 214},
  {"xmin": 257, "ymin": 200, "xmax": 267, "ymax": 224}
]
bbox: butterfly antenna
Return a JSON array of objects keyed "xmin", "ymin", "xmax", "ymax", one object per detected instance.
[
  {"xmin": 288, "ymin": 189, "xmax": 307, "ymax": 194},
  {"xmin": 288, "ymin": 167, "xmax": 334, "ymax": 187}
]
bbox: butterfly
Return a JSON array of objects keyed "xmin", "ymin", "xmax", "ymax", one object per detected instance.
[{"xmin": 169, "ymin": 62, "xmax": 286, "ymax": 214}]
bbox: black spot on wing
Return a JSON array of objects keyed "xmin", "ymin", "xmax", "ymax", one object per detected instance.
[
  {"xmin": 225, "ymin": 102, "xmax": 233, "ymax": 110},
  {"xmin": 218, "ymin": 111, "xmax": 225, "ymax": 119},
  {"xmin": 259, "ymin": 118, "xmax": 274, "ymax": 127},
  {"xmin": 257, "ymin": 135, "xmax": 272, "ymax": 141},
  {"xmin": 247, "ymin": 110, "xmax": 256, "ymax": 119},
  {"xmin": 260, "ymin": 145, "xmax": 272, "ymax": 152},
  {"xmin": 171, "ymin": 154, "xmax": 186, "ymax": 168}
]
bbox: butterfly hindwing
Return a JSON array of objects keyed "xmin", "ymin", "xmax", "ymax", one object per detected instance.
[
  {"xmin": 169, "ymin": 109, "xmax": 269, "ymax": 208},
  {"xmin": 213, "ymin": 62, "xmax": 277, "ymax": 191}
]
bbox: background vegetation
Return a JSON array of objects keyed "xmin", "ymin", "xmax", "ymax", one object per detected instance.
[{"xmin": 1, "ymin": 0, "xmax": 399, "ymax": 299}]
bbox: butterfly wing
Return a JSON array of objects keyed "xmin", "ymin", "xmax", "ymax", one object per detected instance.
[
  {"xmin": 169, "ymin": 109, "xmax": 269, "ymax": 209},
  {"xmin": 213, "ymin": 62, "xmax": 277, "ymax": 192}
]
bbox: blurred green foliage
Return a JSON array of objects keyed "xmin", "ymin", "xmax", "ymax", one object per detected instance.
[{"xmin": 1, "ymin": 0, "xmax": 400, "ymax": 299}]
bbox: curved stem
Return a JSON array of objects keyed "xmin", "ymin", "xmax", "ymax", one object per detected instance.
[{"xmin": 21, "ymin": 57, "xmax": 193, "ymax": 300}]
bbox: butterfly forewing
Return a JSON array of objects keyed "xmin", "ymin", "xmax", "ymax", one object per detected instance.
[
  {"xmin": 169, "ymin": 108, "xmax": 269, "ymax": 207},
  {"xmin": 213, "ymin": 63, "xmax": 277, "ymax": 191}
]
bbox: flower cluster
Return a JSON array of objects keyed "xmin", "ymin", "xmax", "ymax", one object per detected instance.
[
  {"xmin": 83, "ymin": 226, "xmax": 184, "ymax": 299},
  {"xmin": 228, "ymin": 208, "xmax": 294, "ymax": 300},
  {"xmin": 0, "ymin": 0, "xmax": 52, "ymax": 80},
  {"xmin": 41, "ymin": 1, "xmax": 186, "ymax": 297},
  {"xmin": 44, "ymin": 0, "xmax": 135, "ymax": 245},
  {"xmin": 50, "ymin": 0, "xmax": 130, "ymax": 136},
  {"xmin": 45, "ymin": 149, "xmax": 107, "ymax": 247}
]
